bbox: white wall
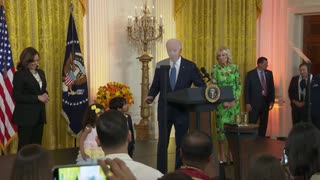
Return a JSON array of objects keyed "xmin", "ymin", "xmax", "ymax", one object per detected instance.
[
  {"xmin": 257, "ymin": 0, "xmax": 290, "ymax": 138},
  {"xmin": 84, "ymin": 0, "xmax": 176, "ymax": 139}
]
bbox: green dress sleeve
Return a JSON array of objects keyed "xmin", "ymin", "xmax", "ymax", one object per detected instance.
[{"xmin": 233, "ymin": 65, "xmax": 241, "ymax": 101}]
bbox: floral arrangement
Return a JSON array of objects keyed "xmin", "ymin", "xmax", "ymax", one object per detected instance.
[{"xmin": 95, "ymin": 82, "xmax": 134, "ymax": 109}]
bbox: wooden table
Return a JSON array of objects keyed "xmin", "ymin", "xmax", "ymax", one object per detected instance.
[
  {"xmin": 224, "ymin": 123, "xmax": 285, "ymax": 180},
  {"xmin": 224, "ymin": 123, "xmax": 259, "ymax": 180}
]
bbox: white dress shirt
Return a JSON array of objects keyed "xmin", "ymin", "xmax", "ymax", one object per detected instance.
[
  {"xmin": 104, "ymin": 153, "xmax": 163, "ymax": 180},
  {"xmin": 169, "ymin": 56, "xmax": 181, "ymax": 82},
  {"xmin": 298, "ymin": 74, "xmax": 313, "ymax": 101}
]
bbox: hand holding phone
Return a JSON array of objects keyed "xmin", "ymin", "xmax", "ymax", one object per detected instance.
[{"xmin": 98, "ymin": 158, "xmax": 136, "ymax": 180}]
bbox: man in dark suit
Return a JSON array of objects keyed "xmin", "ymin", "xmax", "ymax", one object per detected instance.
[
  {"xmin": 288, "ymin": 63, "xmax": 309, "ymax": 125},
  {"xmin": 245, "ymin": 57, "xmax": 275, "ymax": 137},
  {"xmin": 311, "ymin": 74, "xmax": 320, "ymax": 129},
  {"xmin": 145, "ymin": 39, "xmax": 205, "ymax": 173}
]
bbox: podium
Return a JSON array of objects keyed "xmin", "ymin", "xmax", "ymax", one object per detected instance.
[{"xmin": 167, "ymin": 87, "xmax": 234, "ymax": 132}]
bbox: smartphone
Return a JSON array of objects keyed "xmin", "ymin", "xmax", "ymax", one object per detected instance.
[{"xmin": 53, "ymin": 164, "xmax": 106, "ymax": 180}]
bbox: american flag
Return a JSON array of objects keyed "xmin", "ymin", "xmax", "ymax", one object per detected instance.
[
  {"xmin": 0, "ymin": 5, "xmax": 17, "ymax": 150},
  {"xmin": 64, "ymin": 73, "xmax": 75, "ymax": 86}
]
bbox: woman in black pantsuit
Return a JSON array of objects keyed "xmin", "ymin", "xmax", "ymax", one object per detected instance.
[{"xmin": 12, "ymin": 47, "xmax": 49, "ymax": 150}]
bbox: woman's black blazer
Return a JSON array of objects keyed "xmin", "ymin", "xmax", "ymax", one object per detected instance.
[{"xmin": 12, "ymin": 69, "xmax": 47, "ymax": 126}]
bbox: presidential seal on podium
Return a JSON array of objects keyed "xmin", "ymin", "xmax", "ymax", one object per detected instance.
[{"xmin": 205, "ymin": 84, "xmax": 221, "ymax": 103}]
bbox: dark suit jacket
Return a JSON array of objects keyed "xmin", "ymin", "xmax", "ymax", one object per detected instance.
[
  {"xmin": 126, "ymin": 114, "xmax": 135, "ymax": 144},
  {"xmin": 311, "ymin": 74, "xmax": 320, "ymax": 127},
  {"xmin": 126, "ymin": 114, "xmax": 135, "ymax": 156},
  {"xmin": 245, "ymin": 69, "xmax": 275, "ymax": 107},
  {"xmin": 288, "ymin": 75, "xmax": 301, "ymax": 105},
  {"xmin": 148, "ymin": 57, "xmax": 205, "ymax": 112},
  {"xmin": 12, "ymin": 69, "xmax": 47, "ymax": 126}
]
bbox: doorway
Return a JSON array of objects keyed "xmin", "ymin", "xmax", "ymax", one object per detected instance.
[{"xmin": 303, "ymin": 15, "xmax": 320, "ymax": 75}]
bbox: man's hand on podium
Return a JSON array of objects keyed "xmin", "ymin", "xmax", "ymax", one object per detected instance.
[
  {"xmin": 246, "ymin": 104, "xmax": 252, "ymax": 112},
  {"xmin": 223, "ymin": 100, "xmax": 235, "ymax": 109}
]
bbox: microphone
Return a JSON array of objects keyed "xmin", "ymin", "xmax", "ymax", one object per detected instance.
[{"xmin": 200, "ymin": 67, "xmax": 212, "ymax": 82}]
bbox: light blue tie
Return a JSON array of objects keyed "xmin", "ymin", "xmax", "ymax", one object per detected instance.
[{"xmin": 170, "ymin": 62, "xmax": 176, "ymax": 89}]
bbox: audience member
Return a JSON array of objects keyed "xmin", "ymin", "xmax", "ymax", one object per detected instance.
[
  {"xmin": 178, "ymin": 130, "xmax": 213, "ymax": 180},
  {"xmin": 10, "ymin": 144, "xmax": 52, "ymax": 180},
  {"xmin": 158, "ymin": 172, "xmax": 193, "ymax": 180},
  {"xmin": 96, "ymin": 109, "xmax": 163, "ymax": 180},
  {"xmin": 109, "ymin": 96, "xmax": 135, "ymax": 157},
  {"xmin": 76, "ymin": 103, "xmax": 105, "ymax": 164},
  {"xmin": 285, "ymin": 122, "xmax": 320, "ymax": 179},
  {"xmin": 247, "ymin": 154, "xmax": 286, "ymax": 180}
]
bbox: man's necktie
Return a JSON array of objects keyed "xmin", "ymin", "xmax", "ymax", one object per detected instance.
[
  {"xmin": 261, "ymin": 71, "xmax": 267, "ymax": 96},
  {"xmin": 300, "ymin": 79, "xmax": 307, "ymax": 90},
  {"xmin": 300, "ymin": 79, "xmax": 307, "ymax": 101},
  {"xmin": 170, "ymin": 62, "xmax": 176, "ymax": 89}
]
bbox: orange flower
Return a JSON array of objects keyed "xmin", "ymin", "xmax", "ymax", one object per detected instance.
[{"xmin": 95, "ymin": 82, "xmax": 134, "ymax": 109}]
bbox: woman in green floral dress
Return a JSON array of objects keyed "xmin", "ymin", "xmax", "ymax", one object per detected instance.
[{"xmin": 211, "ymin": 47, "xmax": 241, "ymax": 162}]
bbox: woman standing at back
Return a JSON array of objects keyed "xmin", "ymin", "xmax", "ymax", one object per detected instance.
[{"xmin": 12, "ymin": 47, "xmax": 49, "ymax": 150}]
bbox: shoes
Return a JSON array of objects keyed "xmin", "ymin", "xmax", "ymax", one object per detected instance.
[
  {"xmin": 219, "ymin": 151, "xmax": 233, "ymax": 164},
  {"xmin": 219, "ymin": 161, "xmax": 233, "ymax": 165}
]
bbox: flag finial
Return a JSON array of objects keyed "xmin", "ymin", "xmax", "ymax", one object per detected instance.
[{"xmin": 69, "ymin": 2, "xmax": 74, "ymax": 13}]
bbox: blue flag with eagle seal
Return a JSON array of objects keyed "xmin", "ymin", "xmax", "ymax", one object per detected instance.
[{"xmin": 62, "ymin": 13, "xmax": 88, "ymax": 136}]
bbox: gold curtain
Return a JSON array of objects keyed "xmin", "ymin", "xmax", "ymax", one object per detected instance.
[
  {"xmin": 4, "ymin": 0, "xmax": 84, "ymax": 153},
  {"xmin": 175, "ymin": 0, "xmax": 218, "ymax": 68},
  {"xmin": 174, "ymin": 0, "xmax": 261, "ymax": 151},
  {"xmin": 175, "ymin": 0, "xmax": 261, "ymax": 87}
]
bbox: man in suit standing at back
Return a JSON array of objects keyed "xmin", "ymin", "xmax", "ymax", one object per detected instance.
[
  {"xmin": 288, "ymin": 63, "xmax": 309, "ymax": 125},
  {"xmin": 311, "ymin": 74, "xmax": 320, "ymax": 129},
  {"xmin": 245, "ymin": 57, "xmax": 275, "ymax": 137},
  {"xmin": 145, "ymin": 39, "xmax": 205, "ymax": 173}
]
